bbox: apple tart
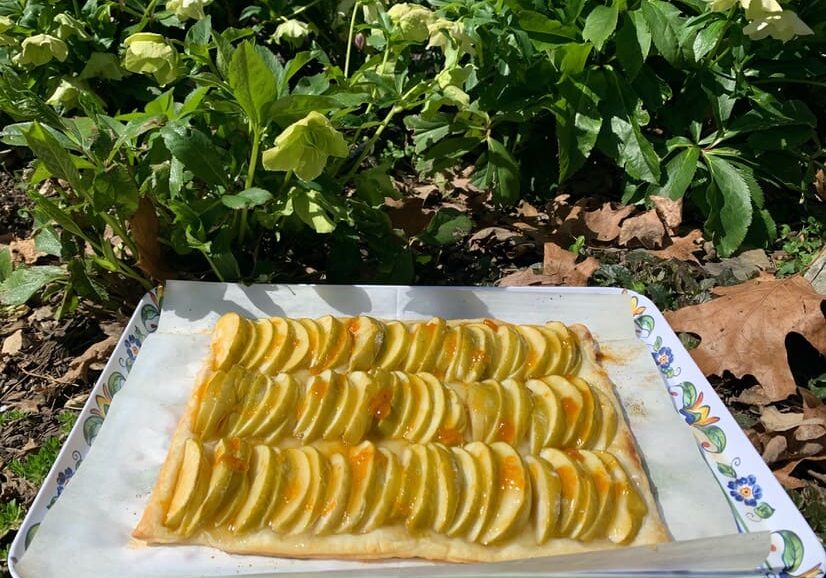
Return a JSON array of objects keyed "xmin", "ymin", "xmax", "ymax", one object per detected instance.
[{"xmin": 134, "ymin": 313, "xmax": 669, "ymax": 562}]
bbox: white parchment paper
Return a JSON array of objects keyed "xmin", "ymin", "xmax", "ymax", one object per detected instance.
[{"xmin": 16, "ymin": 283, "xmax": 757, "ymax": 578}]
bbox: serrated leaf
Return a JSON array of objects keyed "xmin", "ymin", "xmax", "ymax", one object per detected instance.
[
  {"xmin": 641, "ymin": 0, "xmax": 683, "ymax": 66},
  {"xmin": 23, "ymin": 122, "xmax": 84, "ymax": 194},
  {"xmin": 35, "ymin": 226, "xmax": 63, "ymax": 257},
  {"xmin": 0, "ymin": 265, "xmax": 66, "ymax": 306},
  {"xmin": 221, "ymin": 187, "xmax": 273, "ymax": 209},
  {"xmin": 161, "ymin": 124, "xmax": 228, "ymax": 187},
  {"xmin": 267, "ymin": 94, "xmax": 343, "ymax": 128},
  {"xmin": 354, "ymin": 165, "xmax": 398, "ymax": 207},
  {"xmin": 704, "ymin": 154, "xmax": 752, "ymax": 257},
  {"xmin": 693, "ymin": 19, "xmax": 726, "ymax": 61},
  {"xmin": 556, "ymin": 78, "xmax": 602, "ymax": 182},
  {"xmin": 582, "ymin": 4, "xmax": 618, "ymax": 52},
  {"xmin": 185, "ymin": 14, "xmax": 211, "ymax": 52},
  {"xmin": 486, "ymin": 137, "xmax": 520, "ymax": 205},
  {"xmin": 228, "ymin": 41, "xmax": 278, "ymax": 128},
  {"xmin": 418, "ymin": 208, "xmax": 473, "ymax": 247},
  {"xmin": 649, "ymin": 146, "xmax": 699, "ymax": 200},
  {"xmin": 616, "ymin": 12, "xmax": 650, "ymax": 79},
  {"xmin": 31, "ymin": 194, "xmax": 86, "ymax": 240},
  {"xmin": 92, "ymin": 166, "xmax": 139, "ymax": 216}
]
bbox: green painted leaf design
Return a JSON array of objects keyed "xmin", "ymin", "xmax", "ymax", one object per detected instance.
[
  {"xmin": 678, "ymin": 381, "xmax": 698, "ymax": 408},
  {"xmin": 716, "ymin": 462, "xmax": 736, "ymax": 479},
  {"xmin": 701, "ymin": 425, "xmax": 726, "ymax": 453},
  {"xmin": 753, "ymin": 502, "xmax": 775, "ymax": 519},
  {"xmin": 778, "ymin": 530, "xmax": 804, "ymax": 571}
]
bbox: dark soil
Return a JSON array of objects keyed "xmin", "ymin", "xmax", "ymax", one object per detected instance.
[{"xmin": 0, "ymin": 171, "xmax": 31, "ymax": 243}]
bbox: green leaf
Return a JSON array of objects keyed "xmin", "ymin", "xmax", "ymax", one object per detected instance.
[
  {"xmin": 582, "ymin": 5, "xmax": 618, "ymax": 52},
  {"xmin": 267, "ymin": 94, "xmax": 343, "ymax": 128},
  {"xmin": 35, "ymin": 226, "xmax": 63, "ymax": 257},
  {"xmin": 31, "ymin": 194, "xmax": 87, "ymax": 240},
  {"xmin": 185, "ymin": 14, "xmax": 212, "ymax": 52},
  {"xmin": 220, "ymin": 187, "xmax": 273, "ymax": 209},
  {"xmin": 616, "ymin": 12, "xmax": 651, "ymax": 79},
  {"xmin": 693, "ymin": 19, "xmax": 726, "ymax": 61},
  {"xmin": 354, "ymin": 165, "xmax": 399, "ymax": 207},
  {"xmin": 293, "ymin": 189, "xmax": 337, "ymax": 233},
  {"xmin": 161, "ymin": 124, "xmax": 228, "ymax": 187},
  {"xmin": 228, "ymin": 41, "xmax": 278, "ymax": 128},
  {"xmin": 704, "ymin": 154, "xmax": 752, "ymax": 257},
  {"xmin": 67, "ymin": 258, "xmax": 108, "ymax": 302},
  {"xmin": 419, "ymin": 208, "xmax": 473, "ymax": 247},
  {"xmin": 556, "ymin": 78, "xmax": 602, "ymax": 182},
  {"xmin": 92, "ymin": 166, "xmax": 139, "ymax": 216},
  {"xmin": 641, "ymin": 0, "xmax": 683, "ymax": 65},
  {"xmin": 556, "ymin": 43, "xmax": 593, "ymax": 77},
  {"xmin": 404, "ymin": 114, "xmax": 453, "ymax": 154},
  {"xmin": 0, "ymin": 248, "xmax": 11, "ymax": 281},
  {"xmin": 778, "ymin": 530, "xmax": 804, "ymax": 571},
  {"xmin": 23, "ymin": 122, "xmax": 84, "ymax": 194},
  {"xmin": 649, "ymin": 146, "xmax": 699, "ymax": 200},
  {"xmin": 753, "ymin": 502, "xmax": 775, "ymax": 519},
  {"xmin": 486, "ymin": 137, "xmax": 520, "ymax": 205},
  {"xmin": 716, "ymin": 462, "xmax": 736, "ymax": 479},
  {"xmin": 0, "ymin": 265, "xmax": 66, "ymax": 306}
]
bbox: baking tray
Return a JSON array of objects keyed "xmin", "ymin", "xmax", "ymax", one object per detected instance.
[{"xmin": 7, "ymin": 286, "xmax": 825, "ymax": 577}]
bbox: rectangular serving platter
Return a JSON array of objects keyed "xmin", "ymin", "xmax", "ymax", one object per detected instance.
[{"xmin": 8, "ymin": 285, "xmax": 825, "ymax": 577}]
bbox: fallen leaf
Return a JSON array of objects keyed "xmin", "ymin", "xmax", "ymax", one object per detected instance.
[
  {"xmin": 9, "ymin": 238, "xmax": 45, "ymax": 264},
  {"xmin": 773, "ymin": 455, "xmax": 826, "ymax": 490},
  {"xmin": 649, "ymin": 196, "xmax": 682, "ymax": 233},
  {"xmin": 1, "ymin": 329, "xmax": 25, "ymax": 355},
  {"xmin": 386, "ymin": 196, "xmax": 432, "ymax": 236},
  {"xmin": 618, "ymin": 210, "xmax": 666, "ymax": 249},
  {"xmin": 804, "ymin": 246, "xmax": 826, "ymax": 295},
  {"xmin": 665, "ymin": 274, "xmax": 826, "ymax": 401},
  {"xmin": 583, "ymin": 203, "xmax": 635, "ymax": 242},
  {"xmin": 517, "ymin": 200, "xmax": 542, "ymax": 218},
  {"xmin": 815, "ymin": 168, "xmax": 825, "ymax": 202},
  {"xmin": 129, "ymin": 196, "xmax": 170, "ymax": 281},
  {"xmin": 732, "ymin": 384, "xmax": 773, "ymax": 406},
  {"xmin": 469, "ymin": 227, "xmax": 520, "ymax": 246},
  {"xmin": 762, "ymin": 435, "xmax": 787, "ymax": 464},
  {"xmin": 497, "ymin": 268, "xmax": 561, "ymax": 287},
  {"xmin": 760, "ymin": 406, "xmax": 803, "ymax": 432},
  {"xmin": 703, "ymin": 249, "xmax": 774, "ymax": 281},
  {"xmin": 61, "ymin": 335, "xmax": 118, "ymax": 383},
  {"xmin": 650, "ymin": 229, "xmax": 704, "ymax": 263},
  {"xmin": 542, "ymin": 242, "xmax": 599, "ymax": 286}
]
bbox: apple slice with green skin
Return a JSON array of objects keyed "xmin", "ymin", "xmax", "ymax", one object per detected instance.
[
  {"xmin": 446, "ymin": 446, "xmax": 482, "ymax": 537},
  {"xmin": 537, "ymin": 325, "xmax": 563, "ymax": 376},
  {"xmin": 539, "ymin": 448, "xmax": 589, "ymax": 538},
  {"xmin": 558, "ymin": 450, "xmax": 598, "ymax": 539},
  {"xmin": 256, "ymin": 318, "xmax": 292, "ymax": 375},
  {"xmin": 375, "ymin": 321, "xmax": 408, "ymax": 370},
  {"xmin": 595, "ymin": 451, "xmax": 647, "ymax": 544},
  {"xmin": 525, "ymin": 455, "xmax": 561, "ymax": 545},
  {"xmin": 434, "ymin": 326, "xmax": 461, "ymax": 379},
  {"xmin": 402, "ymin": 374, "xmax": 432, "ymax": 442},
  {"xmin": 358, "ymin": 447, "xmax": 402, "ymax": 532},
  {"xmin": 570, "ymin": 377, "xmax": 600, "ymax": 448},
  {"xmin": 322, "ymin": 371, "xmax": 358, "ymax": 441},
  {"xmin": 211, "ymin": 313, "xmax": 251, "ymax": 370},
  {"xmin": 338, "ymin": 441, "xmax": 380, "ymax": 533},
  {"xmin": 403, "ymin": 320, "xmax": 434, "ymax": 373},
  {"xmin": 376, "ymin": 372, "xmax": 410, "ymax": 438},
  {"xmin": 366, "ymin": 368, "xmax": 395, "ymax": 424},
  {"xmin": 500, "ymin": 379, "xmax": 532, "ymax": 446},
  {"xmin": 271, "ymin": 447, "xmax": 313, "ymax": 533},
  {"xmin": 232, "ymin": 446, "xmax": 282, "ymax": 533},
  {"xmin": 463, "ymin": 325, "xmax": 495, "ymax": 382},
  {"xmin": 416, "ymin": 317, "xmax": 447, "ymax": 373},
  {"xmin": 312, "ymin": 315, "xmax": 350, "ymax": 372},
  {"xmin": 205, "ymin": 367, "xmax": 248, "ymax": 438},
  {"xmin": 593, "ymin": 389, "xmax": 618, "ymax": 450},
  {"xmin": 402, "ymin": 444, "xmax": 437, "ymax": 534},
  {"xmin": 240, "ymin": 318, "xmax": 275, "ymax": 371},
  {"xmin": 526, "ymin": 379, "xmax": 564, "ymax": 454},
  {"xmin": 544, "ymin": 376, "xmax": 584, "ymax": 448},
  {"xmin": 469, "ymin": 322, "xmax": 499, "ymax": 379},
  {"xmin": 464, "ymin": 441, "xmax": 499, "ymax": 543},
  {"xmin": 314, "ymin": 452, "xmax": 352, "ymax": 535},
  {"xmin": 300, "ymin": 318, "xmax": 324, "ymax": 370},
  {"xmin": 436, "ymin": 386, "xmax": 467, "ymax": 445},
  {"xmin": 492, "ymin": 326, "xmax": 521, "ymax": 380},
  {"xmin": 467, "ymin": 380, "xmax": 504, "ymax": 443},
  {"xmin": 429, "ymin": 443, "xmax": 460, "ymax": 534},
  {"xmin": 164, "ymin": 438, "xmax": 208, "ymax": 530},
  {"xmin": 449, "ymin": 326, "xmax": 480, "ymax": 382},
  {"xmin": 294, "ymin": 371, "xmax": 341, "ymax": 442},
  {"xmin": 573, "ymin": 450, "xmax": 616, "ymax": 541},
  {"xmin": 348, "ymin": 316, "xmax": 384, "ymax": 371},
  {"xmin": 341, "ymin": 372, "xmax": 378, "ymax": 445},
  {"xmin": 518, "ymin": 325, "xmax": 552, "ymax": 379},
  {"xmin": 480, "ymin": 442, "xmax": 531, "ymax": 545},
  {"xmin": 252, "ymin": 373, "xmax": 298, "ymax": 441},
  {"xmin": 280, "ymin": 319, "xmax": 311, "ymax": 373},
  {"xmin": 228, "ymin": 372, "xmax": 271, "ymax": 438},
  {"xmin": 285, "ymin": 447, "xmax": 328, "ymax": 535},
  {"xmin": 546, "ymin": 322, "xmax": 579, "ymax": 375},
  {"xmin": 417, "ymin": 373, "xmax": 446, "ymax": 443},
  {"xmin": 192, "ymin": 371, "xmax": 235, "ymax": 438}
]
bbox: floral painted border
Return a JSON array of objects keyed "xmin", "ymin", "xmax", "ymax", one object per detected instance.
[{"xmin": 631, "ymin": 293, "xmax": 825, "ymax": 578}]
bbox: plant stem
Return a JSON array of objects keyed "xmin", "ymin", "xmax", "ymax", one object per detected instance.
[
  {"xmin": 240, "ymin": 125, "xmax": 262, "ymax": 243},
  {"xmin": 343, "ymin": 104, "xmax": 401, "ymax": 183},
  {"xmin": 134, "ymin": 0, "xmax": 159, "ymax": 33},
  {"xmin": 344, "ymin": 0, "xmax": 360, "ymax": 78},
  {"xmin": 287, "ymin": 0, "xmax": 323, "ymax": 19},
  {"xmin": 279, "ymin": 170, "xmax": 294, "ymax": 197},
  {"xmin": 753, "ymin": 78, "xmax": 826, "ymax": 89}
]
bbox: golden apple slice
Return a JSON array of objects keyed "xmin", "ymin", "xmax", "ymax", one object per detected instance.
[
  {"xmin": 232, "ymin": 445, "xmax": 282, "ymax": 533},
  {"xmin": 341, "ymin": 371, "xmax": 378, "ymax": 444},
  {"xmin": 570, "ymin": 377, "xmax": 600, "ymax": 448},
  {"xmin": 280, "ymin": 318, "xmax": 311, "ymax": 372},
  {"xmin": 435, "ymin": 326, "xmax": 461, "ymax": 379},
  {"xmin": 525, "ymin": 454, "xmax": 561, "ymax": 545},
  {"xmin": 377, "ymin": 372, "xmax": 412, "ymax": 439},
  {"xmin": 286, "ymin": 447, "xmax": 328, "ymax": 535},
  {"xmin": 256, "ymin": 318, "xmax": 292, "ymax": 375},
  {"xmin": 465, "ymin": 441, "xmax": 499, "ymax": 543},
  {"xmin": 312, "ymin": 315, "xmax": 350, "ymax": 372},
  {"xmin": 519, "ymin": 325, "xmax": 551, "ymax": 379},
  {"xmin": 544, "ymin": 376, "xmax": 584, "ymax": 448},
  {"xmin": 358, "ymin": 447, "xmax": 402, "ymax": 532},
  {"xmin": 595, "ymin": 451, "xmax": 647, "ymax": 544},
  {"xmin": 492, "ymin": 325, "xmax": 523, "ymax": 380},
  {"xmin": 573, "ymin": 450, "xmax": 615, "ymax": 541},
  {"xmin": 338, "ymin": 441, "xmax": 380, "ymax": 532},
  {"xmin": 500, "ymin": 379, "xmax": 532, "ymax": 446},
  {"xmin": 322, "ymin": 371, "xmax": 359, "ymax": 441},
  {"xmin": 593, "ymin": 389, "xmax": 618, "ymax": 450},
  {"xmin": 539, "ymin": 448, "xmax": 589, "ymax": 537},
  {"xmin": 537, "ymin": 324, "xmax": 564, "ymax": 376},
  {"xmin": 348, "ymin": 316, "xmax": 384, "ymax": 371},
  {"xmin": 526, "ymin": 378, "xmax": 564, "ymax": 454},
  {"xmin": 463, "ymin": 324, "xmax": 495, "ymax": 382},
  {"xmin": 251, "ymin": 373, "xmax": 298, "ymax": 441},
  {"xmin": 546, "ymin": 322, "xmax": 579, "ymax": 375},
  {"xmin": 271, "ymin": 447, "xmax": 313, "ymax": 533},
  {"xmin": 164, "ymin": 438, "xmax": 208, "ymax": 529},
  {"xmin": 294, "ymin": 370, "xmax": 341, "ymax": 442},
  {"xmin": 403, "ymin": 444, "xmax": 436, "ymax": 534},
  {"xmin": 403, "ymin": 374, "xmax": 432, "ymax": 442},
  {"xmin": 446, "ymin": 446, "xmax": 481, "ymax": 537},
  {"xmin": 480, "ymin": 442, "xmax": 531, "ymax": 545},
  {"xmin": 436, "ymin": 386, "xmax": 467, "ymax": 446},
  {"xmin": 403, "ymin": 320, "xmax": 433, "ymax": 373},
  {"xmin": 240, "ymin": 318, "xmax": 274, "ymax": 370},
  {"xmin": 367, "ymin": 368, "xmax": 395, "ymax": 424},
  {"xmin": 299, "ymin": 318, "xmax": 324, "ymax": 369},
  {"xmin": 228, "ymin": 372, "xmax": 271, "ymax": 438},
  {"xmin": 417, "ymin": 373, "xmax": 446, "ymax": 443},
  {"xmin": 429, "ymin": 444, "xmax": 460, "ymax": 533},
  {"xmin": 211, "ymin": 312, "xmax": 251, "ymax": 370},
  {"xmin": 314, "ymin": 452, "xmax": 352, "ymax": 535},
  {"xmin": 192, "ymin": 371, "xmax": 235, "ymax": 438},
  {"xmin": 467, "ymin": 380, "xmax": 504, "ymax": 443},
  {"xmin": 561, "ymin": 449, "xmax": 597, "ymax": 539},
  {"xmin": 375, "ymin": 321, "xmax": 409, "ymax": 370},
  {"xmin": 417, "ymin": 317, "xmax": 447, "ymax": 373}
]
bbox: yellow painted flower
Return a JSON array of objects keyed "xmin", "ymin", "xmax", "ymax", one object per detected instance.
[
  {"xmin": 630, "ymin": 296, "xmax": 646, "ymax": 317},
  {"xmin": 743, "ymin": 10, "xmax": 814, "ymax": 42}
]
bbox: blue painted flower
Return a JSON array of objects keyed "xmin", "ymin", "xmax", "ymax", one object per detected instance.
[
  {"xmin": 652, "ymin": 346, "xmax": 674, "ymax": 370},
  {"xmin": 55, "ymin": 467, "xmax": 74, "ymax": 495},
  {"xmin": 124, "ymin": 334, "xmax": 142, "ymax": 362},
  {"xmin": 727, "ymin": 475, "xmax": 762, "ymax": 507}
]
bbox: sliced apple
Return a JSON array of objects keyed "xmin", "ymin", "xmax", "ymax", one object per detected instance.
[
  {"xmin": 228, "ymin": 372, "xmax": 271, "ymax": 438},
  {"xmin": 480, "ymin": 442, "xmax": 531, "ymax": 545},
  {"xmin": 403, "ymin": 320, "xmax": 433, "ymax": 373},
  {"xmin": 537, "ymin": 324, "xmax": 564, "ymax": 376},
  {"xmin": 280, "ymin": 318, "xmax": 312, "ymax": 372},
  {"xmin": 358, "ymin": 447, "xmax": 402, "ymax": 532},
  {"xmin": 446, "ymin": 446, "xmax": 481, "ymax": 537},
  {"xmin": 377, "ymin": 372, "xmax": 413, "ymax": 439},
  {"xmin": 546, "ymin": 322, "xmax": 580, "ymax": 375},
  {"xmin": 253, "ymin": 373, "xmax": 298, "ymax": 441},
  {"xmin": 492, "ymin": 325, "xmax": 524, "ymax": 381},
  {"xmin": 367, "ymin": 368, "xmax": 395, "ymax": 423},
  {"xmin": 570, "ymin": 377, "xmax": 600, "ymax": 448},
  {"xmin": 322, "ymin": 371, "xmax": 359, "ymax": 441},
  {"xmin": 573, "ymin": 450, "xmax": 615, "ymax": 541},
  {"xmin": 338, "ymin": 441, "xmax": 380, "ymax": 533},
  {"xmin": 525, "ymin": 454, "xmax": 561, "ymax": 545},
  {"xmin": 285, "ymin": 447, "xmax": 328, "ymax": 535},
  {"xmin": 192, "ymin": 371, "xmax": 235, "ymax": 438},
  {"xmin": 312, "ymin": 315, "xmax": 350, "ymax": 372},
  {"xmin": 544, "ymin": 376, "xmax": 584, "ymax": 448},
  {"xmin": 299, "ymin": 318, "xmax": 324, "ymax": 370},
  {"xmin": 593, "ymin": 389, "xmax": 618, "ymax": 450},
  {"xmin": 239, "ymin": 318, "xmax": 274, "ymax": 371},
  {"xmin": 525, "ymin": 378, "xmax": 564, "ymax": 454},
  {"xmin": 256, "ymin": 318, "xmax": 292, "ymax": 375},
  {"xmin": 375, "ymin": 321, "xmax": 409, "ymax": 370},
  {"xmin": 401, "ymin": 374, "xmax": 432, "ymax": 442},
  {"xmin": 417, "ymin": 317, "xmax": 447, "ymax": 373},
  {"xmin": 437, "ymin": 386, "xmax": 467, "ymax": 445},
  {"xmin": 164, "ymin": 438, "xmax": 208, "ymax": 529},
  {"xmin": 341, "ymin": 371, "xmax": 378, "ymax": 445},
  {"xmin": 467, "ymin": 380, "xmax": 503, "ymax": 443},
  {"xmin": 314, "ymin": 452, "xmax": 352, "ymax": 535},
  {"xmin": 294, "ymin": 370, "xmax": 341, "ymax": 442},
  {"xmin": 429, "ymin": 444, "xmax": 459, "ymax": 533},
  {"xmin": 417, "ymin": 373, "xmax": 446, "ymax": 443},
  {"xmin": 518, "ymin": 325, "xmax": 552, "ymax": 379},
  {"xmin": 461, "ymin": 324, "xmax": 493, "ymax": 382},
  {"xmin": 211, "ymin": 312, "xmax": 251, "ymax": 370},
  {"xmin": 434, "ymin": 326, "xmax": 461, "ymax": 379},
  {"xmin": 595, "ymin": 451, "xmax": 647, "ymax": 544},
  {"xmin": 402, "ymin": 444, "xmax": 436, "ymax": 534},
  {"xmin": 348, "ymin": 316, "xmax": 384, "ymax": 371},
  {"xmin": 464, "ymin": 441, "xmax": 499, "ymax": 543},
  {"xmin": 539, "ymin": 447, "xmax": 589, "ymax": 538},
  {"xmin": 500, "ymin": 379, "xmax": 532, "ymax": 446},
  {"xmin": 232, "ymin": 445, "xmax": 282, "ymax": 533},
  {"xmin": 271, "ymin": 447, "xmax": 312, "ymax": 533}
]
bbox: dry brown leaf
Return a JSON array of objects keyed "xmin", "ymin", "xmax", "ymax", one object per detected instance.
[
  {"xmin": 760, "ymin": 406, "xmax": 804, "ymax": 432},
  {"xmin": 9, "ymin": 238, "xmax": 45, "ymax": 264},
  {"xmin": 650, "ymin": 229, "xmax": 704, "ymax": 263},
  {"xmin": 517, "ymin": 200, "xmax": 542, "ymax": 218},
  {"xmin": 542, "ymin": 242, "xmax": 599, "ymax": 286},
  {"xmin": 497, "ymin": 268, "xmax": 560, "ymax": 287},
  {"xmin": 649, "ymin": 196, "xmax": 683, "ymax": 233},
  {"xmin": 618, "ymin": 210, "xmax": 666, "ymax": 249},
  {"xmin": 386, "ymin": 196, "xmax": 432, "ymax": 236},
  {"xmin": 1, "ymin": 329, "xmax": 25, "ymax": 355},
  {"xmin": 61, "ymin": 335, "xmax": 118, "ymax": 384},
  {"xmin": 665, "ymin": 274, "xmax": 826, "ymax": 401},
  {"xmin": 795, "ymin": 422, "xmax": 826, "ymax": 441},
  {"xmin": 773, "ymin": 455, "xmax": 826, "ymax": 490},
  {"xmin": 762, "ymin": 435, "xmax": 788, "ymax": 465},
  {"xmin": 129, "ymin": 196, "xmax": 170, "ymax": 281},
  {"xmin": 582, "ymin": 203, "xmax": 635, "ymax": 242},
  {"xmin": 815, "ymin": 168, "xmax": 826, "ymax": 202}
]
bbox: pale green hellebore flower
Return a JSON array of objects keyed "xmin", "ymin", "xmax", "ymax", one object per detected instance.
[
  {"xmin": 79, "ymin": 52, "xmax": 125, "ymax": 80},
  {"xmin": 46, "ymin": 77, "xmax": 102, "ymax": 111},
  {"xmin": 166, "ymin": 0, "xmax": 212, "ymax": 21},
  {"xmin": 54, "ymin": 13, "xmax": 90, "ymax": 40},
  {"xmin": 273, "ymin": 19, "xmax": 312, "ymax": 47},
  {"xmin": 744, "ymin": 9, "xmax": 814, "ymax": 42},
  {"xmin": 0, "ymin": 15, "xmax": 13, "ymax": 33},
  {"xmin": 387, "ymin": 3, "xmax": 435, "ymax": 43},
  {"xmin": 427, "ymin": 19, "xmax": 475, "ymax": 57},
  {"xmin": 262, "ymin": 112, "xmax": 348, "ymax": 182},
  {"xmin": 17, "ymin": 34, "xmax": 68, "ymax": 66},
  {"xmin": 743, "ymin": 0, "xmax": 782, "ymax": 19},
  {"xmin": 123, "ymin": 33, "xmax": 179, "ymax": 86}
]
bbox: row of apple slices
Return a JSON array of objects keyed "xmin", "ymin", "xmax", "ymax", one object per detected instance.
[
  {"xmin": 164, "ymin": 438, "xmax": 646, "ymax": 546},
  {"xmin": 192, "ymin": 367, "xmax": 616, "ymax": 451},
  {"xmin": 211, "ymin": 313, "xmax": 581, "ymax": 382}
]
